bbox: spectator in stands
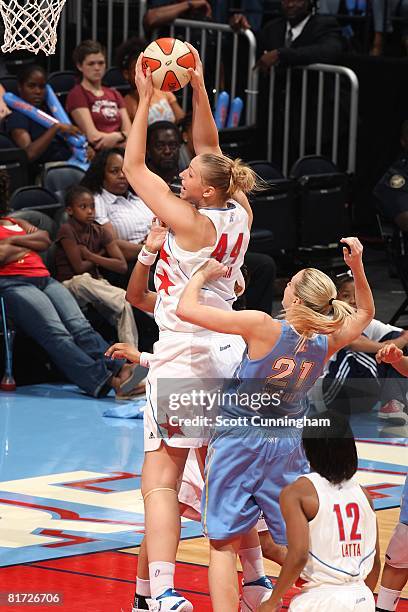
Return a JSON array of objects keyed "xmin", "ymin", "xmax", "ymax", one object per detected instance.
[
  {"xmin": 81, "ymin": 148, "xmax": 154, "ymax": 261},
  {"xmin": 256, "ymin": 0, "xmax": 344, "ymax": 70},
  {"xmin": 66, "ymin": 40, "xmax": 131, "ymax": 151},
  {"xmin": 0, "ymin": 169, "xmax": 141, "ymax": 398},
  {"xmin": 0, "ymin": 83, "xmax": 11, "ymax": 121},
  {"xmin": 5, "ymin": 65, "xmax": 78, "ymax": 175},
  {"xmin": 374, "ymin": 120, "xmax": 408, "ymax": 232},
  {"xmin": 319, "ymin": 272, "xmax": 408, "ymax": 424},
  {"xmin": 115, "ymin": 37, "xmax": 185, "ymax": 124},
  {"xmin": 143, "ymin": 0, "xmax": 212, "ymax": 34},
  {"xmin": 146, "ymin": 120, "xmax": 277, "ymax": 313},
  {"xmin": 55, "ymin": 185, "xmax": 139, "ymax": 348},
  {"xmin": 370, "ymin": 0, "xmax": 408, "ymax": 56}
]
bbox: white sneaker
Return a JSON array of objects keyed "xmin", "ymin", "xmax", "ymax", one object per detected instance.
[
  {"xmin": 378, "ymin": 400, "xmax": 408, "ymax": 426},
  {"xmin": 147, "ymin": 589, "xmax": 193, "ymax": 611},
  {"xmin": 240, "ymin": 576, "xmax": 273, "ymax": 611}
]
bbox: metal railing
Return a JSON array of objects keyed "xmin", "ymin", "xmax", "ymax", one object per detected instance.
[
  {"xmin": 266, "ymin": 63, "xmax": 359, "ymax": 175},
  {"xmin": 57, "ymin": 0, "xmax": 147, "ymax": 70},
  {"xmin": 170, "ymin": 18, "xmax": 258, "ymax": 126}
]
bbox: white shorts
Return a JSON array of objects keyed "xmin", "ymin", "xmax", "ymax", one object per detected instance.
[
  {"xmin": 178, "ymin": 448, "xmax": 204, "ymax": 522},
  {"xmin": 289, "ymin": 584, "xmax": 375, "ymax": 611},
  {"xmin": 144, "ymin": 330, "xmax": 245, "ymax": 451},
  {"xmin": 385, "ymin": 522, "xmax": 408, "ymax": 568}
]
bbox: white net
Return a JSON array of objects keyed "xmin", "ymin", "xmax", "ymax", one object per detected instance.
[{"xmin": 0, "ymin": 0, "xmax": 66, "ymax": 55}]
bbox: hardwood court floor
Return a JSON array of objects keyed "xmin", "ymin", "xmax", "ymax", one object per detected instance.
[{"xmin": 0, "ymin": 384, "xmax": 406, "ymax": 610}]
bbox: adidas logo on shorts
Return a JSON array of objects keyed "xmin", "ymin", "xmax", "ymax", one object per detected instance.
[
  {"xmin": 220, "ymin": 344, "xmax": 231, "ymax": 351},
  {"xmin": 149, "ymin": 432, "xmax": 155, "ymax": 439}
]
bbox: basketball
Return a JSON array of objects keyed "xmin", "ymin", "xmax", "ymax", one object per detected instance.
[{"xmin": 142, "ymin": 38, "xmax": 196, "ymax": 92}]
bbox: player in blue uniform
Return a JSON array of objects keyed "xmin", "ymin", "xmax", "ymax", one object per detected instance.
[
  {"xmin": 176, "ymin": 237, "xmax": 374, "ymax": 612},
  {"xmin": 375, "ymin": 344, "xmax": 408, "ymax": 611}
]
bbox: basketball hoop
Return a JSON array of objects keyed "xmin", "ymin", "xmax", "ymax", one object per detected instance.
[{"xmin": 0, "ymin": 0, "xmax": 66, "ymax": 55}]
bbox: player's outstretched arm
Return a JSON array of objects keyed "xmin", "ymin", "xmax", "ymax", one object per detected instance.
[
  {"xmin": 259, "ymin": 485, "xmax": 309, "ymax": 611},
  {"xmin": 126, "ymin": 224, "xmax": 167, "ymax": 313},
  {"xmin": 176, "ymin": 259, "xmax": 267, "ymax": 339},
  {"xmin": 329, "ymin": 237, "xmax": 375, "ymax": 355},
  {"xmin": 376, "ymin": 343, "xmax": 408, "ymax": 376},
  {"xmin": 186, "ymin": 43, "xmax": 222, "ymax": 156},
  {"xmin": 123, "ymin": 55, "xmax": 198, "ymax": 234}
]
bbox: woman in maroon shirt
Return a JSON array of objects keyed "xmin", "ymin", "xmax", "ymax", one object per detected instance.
[{"xmin": 66, "ymin": 40, "xmax": 131, "ymax": 151}]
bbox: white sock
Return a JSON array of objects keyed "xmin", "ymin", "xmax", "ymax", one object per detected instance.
[
  {"xmin": 136, "ymin": 577, "xmax": 151, "ymax": 597},
  {"xmin": 149, "ymin": 561, "xmax": 175, "ymax": 599},
  {"xmin": 376, "ymin": 586, "xmax": 401, "ymax": 611},
  {"xmin": 238, "ymin": 546, "xmax": 265, "ymax": 583}
]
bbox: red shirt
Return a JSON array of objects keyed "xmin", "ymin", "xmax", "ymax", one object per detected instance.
[
  {"xmin": 66, "ymin": 84, "xmax": 125, "ymax": 133},
  {"xmin": 0, "ymin": 219, "xmax": 49, "ymax": 277}
]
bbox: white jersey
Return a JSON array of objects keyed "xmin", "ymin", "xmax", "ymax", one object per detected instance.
[
  {"xmin": 300, "ymin": 472, "xmax": 377, "ymax": 588},
  {"xmin": 153, "ymin": 201, "xmax": 249, "ymax": 333}
]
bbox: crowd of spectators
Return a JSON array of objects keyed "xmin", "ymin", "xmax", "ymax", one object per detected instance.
[{"xmin": 0, "ymin": 0, "xmax": 406, "ymax": 414}]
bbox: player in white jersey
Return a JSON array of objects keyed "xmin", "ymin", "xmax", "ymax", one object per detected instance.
[
  {"xmin": 122, "ymin": 45, "xmax": 263, "ymax": 611},
  {"xmin": 258, "ymin": 411, "xmax": 380, "ymax": 612},
  {"xmin": 375, "ymin": 344, "xmax": 408, "ymax": 612}
]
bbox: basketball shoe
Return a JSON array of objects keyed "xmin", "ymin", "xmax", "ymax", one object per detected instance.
[
  {"xmin": 132, "ymin": 592, "xmax": 149, "ymax": 611},
  {"xmin": 147, "ymin": 588, "xmax": 193, "ymax": 611},
  {"xmin": 240, "ymin": 575, "xmax": 274, "ymax": 611}
]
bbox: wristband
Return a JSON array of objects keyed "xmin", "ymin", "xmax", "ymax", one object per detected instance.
[
  {"xmin": 138, "ymin": 245, "xmax": 158, "ymax": 266},
  {"xmin": 139, "ymin": 351, "xmax": 152, "ymax": 368}
]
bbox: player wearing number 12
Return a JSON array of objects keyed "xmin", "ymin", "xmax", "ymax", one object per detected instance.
[{"xmin": 177, "ymin": 237, "xmax": 375, "ymax": 611}]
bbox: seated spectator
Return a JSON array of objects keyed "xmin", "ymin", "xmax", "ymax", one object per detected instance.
[
  {"xmin": 0, "ymin": 169, "xmax": 141, "ymax": 398},
  {"xmin": 66, "ymin": 40, "xmax": 131, "ymax": 151},
  {"xmin": 5, "ymin": 65, "xmax": 78, "ymax": 176},
  {"xmin": 319, "ymin": 272, "xmax": 408, "ymax": 424},
  {"xmin": 374, "ymin": 120, "xmax": 408, "ymax": 232},
  {"xmin": 115, "ymin": 37, "xmax": 185, "ymax": 124},
  {"xmin": 55, "ymin": 185, "xmax": 139, "ymax": 349},
  {"xmin": 0, "ymin": 83, "xmax": 11, "ymax": 121},
  {"xmin": 143, "ymin": 0, "xmax": 212, "ymax": 34},
  {"xmin": 146, "ymin": 120, "xmax": 277, "ymax": 314},
  {"xmin": 81, "ymin": 148, "xmax": 154, "ymax": 261},
  {"xmin": 256, "ymin": 0, "xmax": 344, "ymax": 71}
]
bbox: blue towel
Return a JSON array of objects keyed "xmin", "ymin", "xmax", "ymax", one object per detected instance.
[{"xmin": 103, "ymin": 397, "xmax": 146, "ymax": 419}]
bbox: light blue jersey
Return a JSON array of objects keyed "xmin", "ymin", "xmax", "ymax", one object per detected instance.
[
  {"xmin": 202, "ymin": 320, "xmax": 329, "ymax": 543},
  {"xmin": 220, "ymin": 320, "xmax": 328, "ymax": 431},
  {"xmin": 401, "ymin": 475, "xmax": 408, "ymax": 526}
]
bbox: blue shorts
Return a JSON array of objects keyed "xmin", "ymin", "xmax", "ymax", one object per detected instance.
[{"xmin": 201, "ymin": 432, "xmax": 309, "ymax": 544}]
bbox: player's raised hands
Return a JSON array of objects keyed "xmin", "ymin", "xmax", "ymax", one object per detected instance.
[
  {"xmin": 135, "ymin": 53, "xmax": 153, "ymax": 102},
  {"xmin": 341, "ymin": 237, "xmax": 363, "ymax": 271},
  {"xmin": 185, "ymin": 42, "xmax": 204, "ymax": 89},
  {"xmin": 145, "ymin": 223, "xmax": 168, "ymax": 253},
  {"xmin": 196, "ymin": 258, "xmax": 228, "ymax": 282},
  {"xmin": 376, "ymin": 343, "xmax": 403, "ymax": 364},
  {"xmin": 105, "ymin": 343, "xmax": 141, "ymax": 363}
]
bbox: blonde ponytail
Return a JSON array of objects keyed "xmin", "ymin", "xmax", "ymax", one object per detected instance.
[
  {"xmin": 198, "ymin": 153, "xmax": 263, "ymax": 198},
  {"xmin": 283, "ymin": 268, "xmax": 356, "ymax": 352}
]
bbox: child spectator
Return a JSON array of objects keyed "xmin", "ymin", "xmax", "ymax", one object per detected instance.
[
  {"xmin": 0, "ymin": 169, "xmax": 140, "ymax": 398},
  {"xmin": 115, "ymin": 37, "xmax": 185, "ymax": 125},
  {"xmin": 66, "ymin": 40, "xmax": 131, "ymax": 151},
  {"xmin": 55, "ymin": 185, "xmax": 139, "ymax": 348},
  {"xmin": 321, "ymin": 272, "xmax": 408, "ymax": 424}
]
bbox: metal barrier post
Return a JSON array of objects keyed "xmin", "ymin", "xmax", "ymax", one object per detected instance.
[
  {"xmin": 172, "ymin": 18, "xmax": 258, "ymax": 126},
  {"xmin": 266, "ymin": 63, "xmax": 359, "ymax": 174}
]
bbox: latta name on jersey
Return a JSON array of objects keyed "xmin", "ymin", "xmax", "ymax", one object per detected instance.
[{"xmin": 341, "ymin": 542, "xmax": 361, "ymax": 557}]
